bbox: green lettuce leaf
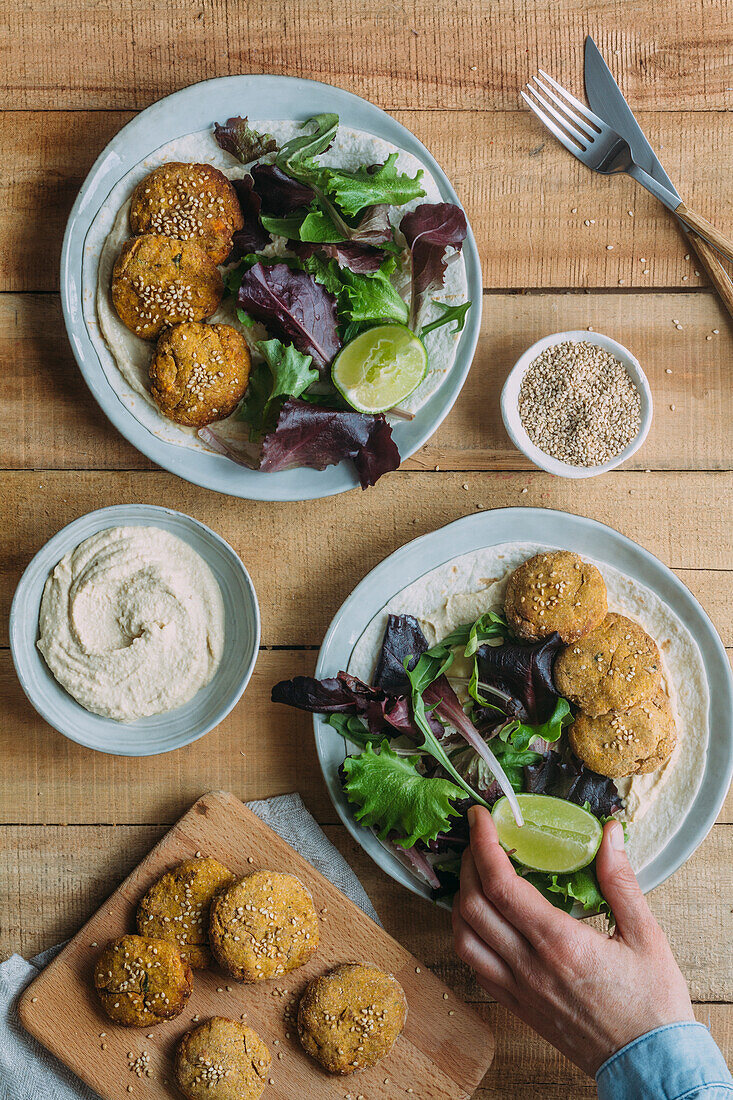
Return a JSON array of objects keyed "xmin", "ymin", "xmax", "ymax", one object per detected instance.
[
  {"xmin": 313, "ymin": 153, "xmax": 425, "ymax": 216},
  {"xmin": 303, "ymin": 255, "xmax": 409, "ymax": 327},
  {"xmin": 525, "ymin": 866, "xmax": 609, "ymax": 915},
  {"xmin": 342, "ymin": 740, "xmax": 464, "ymax": 847},
  {"xmin": 498, "ymin": 697, "xmax": 573, "ymax": 752},
  {"xmin": 275, "ymin": 114, "xmax": 340, "ymax": 172},
  {"xmin": 235, "ymin": 339, "xmax": 319, "ymax": 441},
  {"xmin": 326, "ymin": 713, "xmax": 381, "ymax": 750}
]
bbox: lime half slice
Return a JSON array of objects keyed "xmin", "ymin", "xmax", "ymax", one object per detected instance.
[
  {"xmin": 332, "ymin": 324, "xmax": 427, "ymax": 414},
  {"xmin": 492, "ymin": 793, "xmax": 603, "ymax": 874}
]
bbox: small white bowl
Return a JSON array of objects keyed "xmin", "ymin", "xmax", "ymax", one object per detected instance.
[
  {"xmin": 9, "ymin": 505, "xmax": 260, "ymax": 757},
  {"xmin": 500, "ymin": 330, "xmax": 653, "ymax": 478}
]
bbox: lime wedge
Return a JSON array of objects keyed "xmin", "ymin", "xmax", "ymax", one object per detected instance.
[
  {"xmin": 492, "ymin": 794, "xmax": 603, "ymax": 874},
  {"xmin": 332, "ymin": 324, "xmax": 427, "ymax": 414}
]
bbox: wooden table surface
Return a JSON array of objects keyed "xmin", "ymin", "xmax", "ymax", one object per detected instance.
[{"xmin": 1, "ymin": 2, "xmax": 731, "ymax": 1095}]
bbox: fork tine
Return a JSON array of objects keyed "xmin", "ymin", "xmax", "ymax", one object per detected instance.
[
  {"xmin": 531, "ymin": 76, "xmax": 597, "ymax": 139},
  {"xmin": 520, "ymin": 90, "xmax": 587, "ymax": 157},
  {"xmin": 538, "ymin": 68, "xmax": 608, "ymax": 130},
  {"xmin": 524, "ymin": 85, "xmax": 588, "ymax": 150}
]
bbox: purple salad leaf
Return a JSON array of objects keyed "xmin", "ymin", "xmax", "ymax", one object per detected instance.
[
  {"xmin": 400, "ymin": 202, "xmax": 468, "ymax": 329},
  {"xmin": 373, "ymin": 614, "xmax": 430, "ymax": 695},
  {"xmin": 475, "ymin": 632, "xmax": 562, "ymax": 724},
  {"xmin": 291, "ymin": 239, "xmax": 386, "ymax": 274},
  {"xmin": 213, "ymin": 117, "xmax": 278, "ymax": 163},
  {"xmin": 251, "ymin": 163, "xmax": 316, "ymax": 214},
  {"xmin": 567, "ymin": 765, "xmax": 624, "ymax": 817},
  {"xmin": 228, "ymin": 176, "xmax": 270, "ymax": 259},
  {"xmin": 237, "ymin": 262, "xmax": 341, "ymax": 370},
  {"xmin": 259, "ymin": 399, "xmax": 400, "ymax": 488},
  {"xmin": 270, "ymin": 671, "xmax": 420, "ymax": 740}
]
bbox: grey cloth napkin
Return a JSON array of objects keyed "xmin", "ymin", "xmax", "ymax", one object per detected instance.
[{"xmin": 0, "ymin": 793, "xmax": 380, "ymax": 1099}]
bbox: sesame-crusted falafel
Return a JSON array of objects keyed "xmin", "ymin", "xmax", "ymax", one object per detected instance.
[
  {"xmin": 130, "ymin": 162, "xmax": 244, "ymax": 266},
  {"xmin": 504, "ymin": 550, "xmax": 607, "ymax": 644},
  {"xmin": 111, "ymin": 234, "xmax": 224, "ymax": 340},
  {"xmin": 297, "ymin": 963, "xmax": 407, "ymax": 1075},
  {"xmin": 149, "ymin": 322, "xmax": 251, "ymax": 427},
  {"xmin": 93, "ymin": 934, "xmax": 193, "ymax": 1027},
  {"xmin": 136, "ymin": 856, "xmax": 236, "ymax": 968},
  {"xmin": 209, "ymin": 870, "xmax": 319, "ymax": 982},
  {"xmin": 554, "ymin": 612, "xmax": 662, "ymax": 717},
  {"xmin": 569, "ymin": 690, "xmax": 677, "ymax": 778},
  {"xmin": 174, "ymin": 1017, "xmax": 271, "ymax": 1100}
]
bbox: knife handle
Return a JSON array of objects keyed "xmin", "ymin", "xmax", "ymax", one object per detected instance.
[
  {"xmin": 675, "ymin": 203, "xmax": 733, "ymax": 266},
  {"xmin": 685, "ymin": 230, "xmax": 733, "ymax": 323}
]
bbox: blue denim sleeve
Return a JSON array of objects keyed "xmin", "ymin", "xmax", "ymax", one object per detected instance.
[{"xmin": 596, "ymin": 1023, "xmax": 733, "ymax": 1100}]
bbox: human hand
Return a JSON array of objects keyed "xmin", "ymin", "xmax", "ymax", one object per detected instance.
[{"xmin": 452, "ymin": 806, "xmax": 695, "ymax": 1076}]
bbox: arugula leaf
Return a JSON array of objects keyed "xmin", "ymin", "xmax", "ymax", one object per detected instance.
[
  {"xmin": 314, "ymin": 153, "xmax": 425, "ymax": 217},
  {"xmin": 498, "ymin": 697, "xmax": 573, "ymax": 752},
  {"xmin": 213, "ymin": 117, "xmax": 278, "ymax": 163},
  {"xmin": 342, "ymin": 740, "xmax": 464, "ymax": 848},
  {"xmin": 326, "ymin": 713, "xmax": 381, "ymax": 750},
  {"xmin": 420, "ymin": 300, "xmax": 472, "ymax": 338},
  {"xmin": 275, "ymin": 114, "xmax": 340, "ymax": 172},
  {"xmin": 236, "ymin": 339, "xmax": 318, "ymax": 442}
]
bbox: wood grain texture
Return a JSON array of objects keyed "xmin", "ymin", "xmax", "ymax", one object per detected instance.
[
  {"xmin": 3, "ymin": 821, "xmax": 731, "ymax": 1004},
  {"xmin": 3, "ymin": 110, "xmax": 733, "ymax": 291},
  {"xmin": 2, "ymin": 649, "xmax": 731, "ymax": 829},
  {"xmin": 2, "ymin": 0, "xmax": 732, "ymax": 112},
  {"xmin": 18, "ymin": 792, "xmax": 495, "ymax": 1100},
  {"xmin": 3, "ymin": 291, "xmax": 732, "ymax": 472},
  {"xmin": 2, "ymin": 471, "xmax": 732, "ymax": 652}
]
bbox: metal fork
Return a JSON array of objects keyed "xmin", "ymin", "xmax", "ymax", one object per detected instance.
[{"xmin": 522, "ymin": 70, "xmax": 733, "ymax": 265}]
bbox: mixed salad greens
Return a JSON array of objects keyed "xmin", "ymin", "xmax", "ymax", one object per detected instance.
[
  {"xmin": 272, "ymin": 610, "xmax": 624, "ymax": 917},
  {"xmin": 203, "ymin": 114, "xmax": 471, "ymax": 487}
]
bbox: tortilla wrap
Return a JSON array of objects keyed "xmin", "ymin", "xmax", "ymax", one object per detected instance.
[
  {"xmin": 347, "ymin": 542, "xmax": 709, "ymax": 873},
  {"xmin": 86, "ymin": 121, "xmax": 468, "ymax": 454}
]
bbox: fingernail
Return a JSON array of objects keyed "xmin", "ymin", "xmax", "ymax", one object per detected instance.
[
  {"xmin": 467, "ymin": 805, "xmax": 479, "ymax": 828},
  {"xmin": 610, "ymin": 822, "xmax": 625, "ymax": 850}
]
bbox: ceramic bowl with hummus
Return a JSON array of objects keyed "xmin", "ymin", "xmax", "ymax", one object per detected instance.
[{"xmin": 10, "ymin": 505, "xmax": 260, "ymax": 756}]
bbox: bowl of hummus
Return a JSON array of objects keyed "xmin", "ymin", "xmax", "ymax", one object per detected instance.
[{"xmin": 10, "ymin": 505, "xmax": 260, "ymax": 756}]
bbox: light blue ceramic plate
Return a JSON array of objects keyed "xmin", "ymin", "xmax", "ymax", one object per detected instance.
[
  {"xmin": 10, "ymin": 505, "xmax": 260, "ymax": 756},
  {"xmin": 60, "ymin": 75, "xmax": 482, "ymax": 501},
  {"xmin": 314, "ymin": 508, "xmax": 733, "ymax": 908}
]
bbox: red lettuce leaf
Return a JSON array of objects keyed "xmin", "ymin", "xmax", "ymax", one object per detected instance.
[
  {"xmin": 213, "ymin": 117, "xmax": 278, "ymax": 163},
  {"xmin": 228, "ymin": 176, "xmax": 270, "ymax": 259},
  {"xmin": 567, "ymin": 765, "xmax": 624, "ymax": 817},
  {"xmin": 271, "ymin": 671, "xmax": 419, "ymax": 740},
  {"xmin": 374, "ymin": 614, "xmax": 430, "ymax": 695},
  {"xmin": 475, "ymin": 632, "xmax": 562, "ymax": 724},
  {"xmin": 237, "ymin": 262, "xmax": 341, "ymax": 370},
  {"xmin": 251, "ymin": 163, "xmax": 316, "ymax": 214},
  {"xmin": 291, "ymin": 239, "xmax": 386, "ymax": 274},
  {"xmin": 260, "ymin": 399, "xmax": 400, "ymax": 488},
  {"xmin": 400, "ymin": 202, "xmax": 468, "ymax": 328}
]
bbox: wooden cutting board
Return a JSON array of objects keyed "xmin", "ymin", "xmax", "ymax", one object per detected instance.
[{"xmin": 18, "ymin": 790, "xmax": 494, "ymax": 1099}]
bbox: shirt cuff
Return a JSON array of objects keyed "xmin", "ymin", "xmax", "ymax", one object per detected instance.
[{"xmin": 596, "ymin": 1022, "xmax": 733, "ymax": 1100}]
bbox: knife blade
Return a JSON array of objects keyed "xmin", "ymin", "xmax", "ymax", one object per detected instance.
[{"xmin": 584, "ymin": 35, "xmax": 733, "ymax": 317}]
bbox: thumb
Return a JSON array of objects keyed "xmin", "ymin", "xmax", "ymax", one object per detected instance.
[{"xmin": 595, "ymin": 820, "xmax": 656, "ymax": 942}]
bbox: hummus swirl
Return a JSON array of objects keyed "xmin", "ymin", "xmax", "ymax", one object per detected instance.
[{"xmin": 37, "ymin": 526, "xmax": 224, "ymax": 722}]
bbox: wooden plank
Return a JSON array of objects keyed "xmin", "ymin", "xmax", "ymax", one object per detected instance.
[
  {"xmin": 18, "ymin": 793, "xmax": 494, "ymax": 1100},
  {"xmin": 2, "ymin": 647, "xmax": 731, "ymax": 829},
  {"xmin": 3, "ymin": 110, "xmax": 733, "ymax": 292},
  {"xmin": 2, "ymin": 822, "xmax": 731, "ymax": 1003},
  {"xmin": 1, "ymin": 471, "xmax": 731, "ymax": 652},
  {"xmin": 3, "ymin": 292, "xmax": 731, "ymax": 472},
  {"xmin": 1, "ymin": 0, "xmax": 731, "ymax": 112}
]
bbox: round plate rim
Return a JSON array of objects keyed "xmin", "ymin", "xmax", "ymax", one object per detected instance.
[
  {"xmin": 60, "ymin": 74, "xmax": 483, "ymax": 501},
  {"xmin": 9, "ymin": 504, "xmax": 261, "ymax": 756},
  {"xmin": 313, "ymin": 507, "xmax": 733, "ymax": 908}
]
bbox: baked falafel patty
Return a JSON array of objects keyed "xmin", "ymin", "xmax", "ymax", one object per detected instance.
[
  {"xmin": 504, "ymin": 550, "xmax": 607, "ymax": 644},
  {"xmin": 554, "ymin": 612, "xmax": 662, "ymax": 716},
  {"xmin": 93, "ymin": 934, "xmax": 193, "ymax": 1027},
  {"xmin": 175, "ymin": 1017, "xmax": 272, "ymax": 1100},
  {"xmin": 569, "ymin": 690, "xmax": 677, "ymax": 778},
  {"xmin": 111, "ymin": 233, "xmax": 224, "ymax": 340},
  {"xmin": 130, "ymin": 162, "xmax": 244, "ymax": 266},
  {"xmin": 149, "ymin": 322, "xmax": 251, "ymax": 427},
  {"xmin": 137, "ymin": 856, "xmax": 236, "ymax": 968},
  {"xmin": 209, "ymin": 870, "xmax": 319, "ymax": 982},
  {"xmin": 298, "ymin": 963, "xmax": 407, "ymax": 1075}
]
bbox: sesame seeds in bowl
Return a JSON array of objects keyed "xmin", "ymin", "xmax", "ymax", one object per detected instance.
[{"xmin": 500, "ymin": 331, "xmax": 653, "ymax": 478}]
